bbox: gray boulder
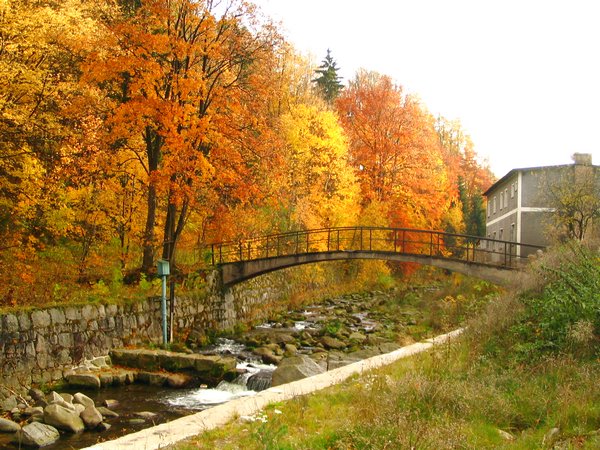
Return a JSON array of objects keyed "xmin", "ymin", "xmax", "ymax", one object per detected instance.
[
  {"xmin": 28, "ymin": 388, "xmax": 47, "ymax": 407},
  {"xmin": 0, "ymin": 395, "xmax": 17, "ymax": 413},
  {"xmin": 12, "ymin": 422, "xmax": 60, "ymax": 447},
  {"xmin": 97, "ymin": 422, "xmax": 112, "ymax": 432},
  {"xmin": 80, "ymin": 405, "xmax": 103, "ymax": 430},
  {"xmin": 59, "ymin": 393, "xmax": 74, "ymax": 404},
  {"xmin": 271, "ymin": 355, "xmax": 325, "ymax": 386},
  {"xmin": 73, "ymin": 392, "xmax": 95, "ymax": 409},
  {"xmin": 166, "ymin": 373, "xmax": 192, "ymax": 388},
  {"xmin": 66, "ymin": 373, "xmax": 101, "ymax": 389},
  {"xmin": 134, "ymin": 411, "xmax": 157, "ymax": 420},
  {"xmin": 253, "ymin": 347, "xmax": 283, "ymax": 365},
  {"xmin": 0, "ymin": 417, "xmax": 21, "ymax": 433},
  {"xmin": 321, "ymin": 335, "xmax": 346, "ymax": 349},
  {"xmin": 43, "ymin": 404, "xmax": 85, "ymax": 433},
  {"xmin": 97, "ymin": 406, "xmax": 119, "ymax": 418}
]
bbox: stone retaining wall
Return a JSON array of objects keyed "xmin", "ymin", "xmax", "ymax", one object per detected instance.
[{"xmin": 0, "ymin": 270, "xmax": 292, "ymax": 392}]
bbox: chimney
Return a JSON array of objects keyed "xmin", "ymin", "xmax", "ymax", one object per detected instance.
[{"xmin": 572, "ymin": 153, "xmax": 592, "ymax": 165}]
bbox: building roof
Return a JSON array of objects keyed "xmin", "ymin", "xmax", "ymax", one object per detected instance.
[{"xmin": 483, "ymin": 162, "xmax": 599, "ymax": 197}]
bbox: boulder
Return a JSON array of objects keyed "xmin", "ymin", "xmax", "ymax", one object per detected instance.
[
  {"xmin": 0, "ymin": 417, "xmax": 21, "ymax": 433},
  {"xmin": 28, "ymin": 388, "xmax": 47, "ymax": 407},
  {"xmin": 97, "ymin": 422, "xmax": 112, "ymax": 432},
  {"xmin": 60, "ymin": 393, "xmax": 74, "ymax": 404},
  {"xmin": 73, "ymin": 404, "xmax": 85, "ymax": 414},
  {"xmin": 46, "ymin": 392, "xmax": 63, "ymax": 405},
  {"xmin": 102, "ymin": 399, "xmax": 119, "ymax": 409},
  {"xmin": 66, "ymin": 373, "xmax": 101, "ymax": 389},
  {"xmin": 23, "ymin": 406, "xmax": 44, "ymax": 419},
  {"xmin": 497, "ymin": 429, "xmax": 515, "ymax": 441},
  {"xmin": 80, "ymin": 405, "xmax": 103, "ymax": 430},
  {"xmin": 0, "ymin": 395, "xmax": 17, "ymax": 413},
  {"xmin": 246, "ymin": 371, "xmax": 273, "ymax": 392},
  {"xmin": 97, "ymin": 406, "xmax": 119, "ymax": 418},
  {"xmin": 166, "ymin": 373, "xmax": 192, "ymax": 388},
  {"xmin": 284, "ymin": 343, "xmax": 298, "ymax": 356},
  {"xmin": 137, "ymin": 372, "xmax": 168, "ymax": 386},
  {"xmin": 326, "ymin": 351, "xmax": 362, "ymax": 370},
  {"xmin": 321, "ymin": 335, "xmax": 346, "ymax": 350},
  {"xmin": 99, "ymin": 373, "xmax": 114, "ymax": 387},
  {"xmin": 134, "ymin": 411, "xmax": 157, "ymax": 420},
  {"xmin": 271, "ymin": 355, "xmax": 325, "ymax": 386},
  {"xmin": 73, "ymin": 392, "xmax": 95, "ymax": 409},
  {"xmin": 12, "ymin": 422, "xmax": 60, "ymax": 447},
  {"xmin": 348, "ymin": 331, "xmax": 367, "ymax": 343},
  {"xmin": 43, "ymin": 404, "xmax": 85, "ymax": 433},
  {"xmin": 253, "ymin": 347, "xmax": 283, "ymax": 365},
  {"xmin": 274, "ymin": 333, "xmax": 296, "ymax": 345}
]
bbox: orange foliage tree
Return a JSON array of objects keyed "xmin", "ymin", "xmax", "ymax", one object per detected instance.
[
  {"xmin": 83, "ymin": 0, "xmax": 281, "ymax": 272},
  {"xmin": 336, "ymin": 70, "xmax": 451, "ymax": 230}
]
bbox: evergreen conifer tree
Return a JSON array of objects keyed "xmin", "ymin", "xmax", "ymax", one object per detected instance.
[{"xmin": 312, "ymin": 49, "xmax": 344, "ymax": 103}]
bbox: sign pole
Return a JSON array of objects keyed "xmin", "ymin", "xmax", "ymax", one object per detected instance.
[{"xmin": 156, "ymin": 260, "xmax": 170, "ymax": 346}]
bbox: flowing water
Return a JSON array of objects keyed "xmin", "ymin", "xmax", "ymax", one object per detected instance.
[
  {"xmin": 4, "ymin": 297, "xmax": 382, "ymax": 448},
  {"xmin": 1, "ymin": 340, "xmax": 276, "ymax": 449}
]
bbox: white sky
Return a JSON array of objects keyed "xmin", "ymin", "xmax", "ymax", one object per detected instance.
[{"xmin": 251, "ymin": 0, "xmax": 600, "ymax": 178}]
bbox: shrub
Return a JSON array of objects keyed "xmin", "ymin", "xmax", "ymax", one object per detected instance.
[{"xmin": 514, "ymin": 242, "xmax": 600, "ymax": 359}]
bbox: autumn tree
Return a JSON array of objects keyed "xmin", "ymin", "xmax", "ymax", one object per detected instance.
[
  {"xmin": 336, "ymin": 70, "xmax": 450, "ymax": 230},
  {"xmin": 312, "ymin": 49, "xmax": 344, "ymax": 104},
  {"xmin": 84, "ymin": 0, "xmax": 281, "ymax": 272},
  {"xmin": 435, "ymin": 116, "xmax": 493, "ymax": 237},
  {"xmin": 277, "ymin": 104, "xmax": 359, "ymax": 230},
  {"xmin": 542, "ymin": 159, "xmax": 600, "ymax": 241}
]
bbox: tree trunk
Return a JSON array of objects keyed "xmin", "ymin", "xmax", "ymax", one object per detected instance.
[
  {"xmin": 141, "ymin": 127, "xmax": 162, "ymax": 274},
  {"xmin": 141, "ymin": 183, "xmax": 157, "ymax": 273}
]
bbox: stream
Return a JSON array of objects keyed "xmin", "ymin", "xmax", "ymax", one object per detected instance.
[{"xmin": 2, "ymin": 288, "xmax": 431, "ymax": 449}]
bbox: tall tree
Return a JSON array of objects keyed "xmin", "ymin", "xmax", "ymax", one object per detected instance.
[
  {"xmin": 435, "ymin": 116, "xmax": 493, "ymax": 236},
  {"xmin": 336, "ymin": 70, "xmax": 450, "ymax": 230},
  {"xmin": 312, "ymin": 49, "xmax": 344, "ymax": 104},
  {"xmin": 84, "ymin": 0, "xmax": 280, "ymax": 272},
  {"xmin": 277, "ymin": 104, "xmax": 359, "ymax": 230}
]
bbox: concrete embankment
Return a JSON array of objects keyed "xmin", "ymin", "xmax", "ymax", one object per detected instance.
[{"xmin": 84, "ymin": 328, "xmax": 464, "ymax": 450}]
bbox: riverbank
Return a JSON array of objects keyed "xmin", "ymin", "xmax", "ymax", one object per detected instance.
[
  {"xmin": 167, "ymin": 242, "xmax": 600, "ymax": 449},
  {"xmin": 170, "ymin": 335, "xmax": 600, "ymax": 449},
  {"xmin": 83, "ymin": 329, "xmax": 464, "ymax": 449}
]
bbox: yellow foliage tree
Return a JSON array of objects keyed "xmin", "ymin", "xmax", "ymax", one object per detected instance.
[{"xmin": 278, "ymin": 104, "xmax": 360, "ymax": 231}]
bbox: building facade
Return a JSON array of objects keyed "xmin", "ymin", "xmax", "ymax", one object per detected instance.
[{"xmin": 483, "ymin": 154, "xmax": 597, "ymax": 256}]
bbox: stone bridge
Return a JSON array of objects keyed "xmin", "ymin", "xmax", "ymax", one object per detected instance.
[{"xmin": 210, "ymin": 227, "xmax": 544, "ymax": 288}]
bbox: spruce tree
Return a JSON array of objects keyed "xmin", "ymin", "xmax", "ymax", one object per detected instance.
[{"xmin": 312, "ymin": 49, "xmax": 344, "ymax": 103}]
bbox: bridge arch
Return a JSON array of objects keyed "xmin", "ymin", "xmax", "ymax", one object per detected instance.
[
  {"xmin": 219, "ymin": 251, "xmax": 515, "ymax": 287},
  {"xmin": 210, "ymin": 226, "xmax": 543, "ymax": 288}
]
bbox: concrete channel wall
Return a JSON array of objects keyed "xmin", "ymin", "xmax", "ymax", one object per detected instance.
[{"xmin": 0, "ymin": 270, "xmax": 291, "ymax": 392}]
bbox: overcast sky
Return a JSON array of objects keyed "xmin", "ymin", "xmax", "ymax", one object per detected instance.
[{"xmin": 251, "ymin": 0, "xmax": 600, "ymax": 178}]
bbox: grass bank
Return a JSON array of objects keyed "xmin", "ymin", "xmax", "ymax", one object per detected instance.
[{"xmin": 172, "ymin": 241, "xmax": 600, "ymax": 449}]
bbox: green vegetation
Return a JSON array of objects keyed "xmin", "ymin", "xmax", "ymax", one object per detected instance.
[{"xmin": 172, "ymin": 242, "xmax": 600, "ymax": 449}]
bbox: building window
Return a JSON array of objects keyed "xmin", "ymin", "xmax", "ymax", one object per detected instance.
[
  {"xmin": 511, "ymin": 183, "xmax": 515, "ymax": 198},
  {"xmin": 493, "ymin": 196, "xmax": 497, "ymax": 213},
  {"xmin": 499, "ymin": 228, "xmax": 504, "ymax": 241},
  {"xmin": 514, "ymin": 180, "xmax": 518, "ymax": 194},
  {"xmin": 510, "ymin": 223, "xmax": 515, "ymax": 242},
  {"xmin": 500, "ymin": 192, "xmax": 504, "ymax": 210},
  {"xmin": 505, "ymin": 188, "xmax": 508, "ymax": 205}
]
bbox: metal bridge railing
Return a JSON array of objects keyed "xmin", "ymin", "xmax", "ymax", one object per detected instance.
[{"xmin": 209, "ymin": 226, "xmax": 544, "ymax": 269}]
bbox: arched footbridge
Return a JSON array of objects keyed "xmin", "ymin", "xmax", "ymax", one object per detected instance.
[{"xmin": 210, "ymin": 226, "xmax": 544, "ymax": 287}]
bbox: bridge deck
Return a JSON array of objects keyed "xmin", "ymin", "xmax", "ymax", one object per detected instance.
[{"xmin": 209, "ymin": 226, "xmax": 544, "ymax": 286}]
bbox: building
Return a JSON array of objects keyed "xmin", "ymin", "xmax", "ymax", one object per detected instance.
[{"xmin": 483, "ymin": 153, "xmax": 598, "ymax": 256}]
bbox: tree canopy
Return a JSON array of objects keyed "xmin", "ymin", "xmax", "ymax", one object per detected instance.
[{"xmin": 0, "ymin": 0, "xmax": 494, "ymax": 306}]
